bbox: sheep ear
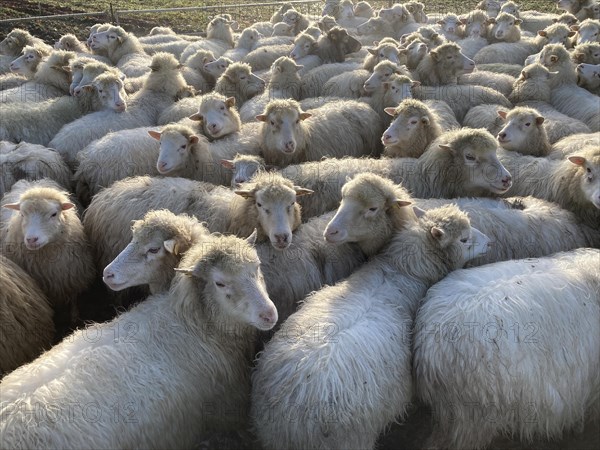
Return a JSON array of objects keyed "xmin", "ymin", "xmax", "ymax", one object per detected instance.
[
  {"xmin": 367, "ymin": 47, "xmax": 378, "ymax": 55},
  {"xmin": 373, "ymin": 40, "xmax": 380, "ymax": 46},
  {"xmin": 174, "ymin": 266, "xmax": 197, "ymax": 276},
  {"xmin": 570, "ymin": 25, "xmax": 580, "ymax": 31},
  {"xmin": 420, "ymin": 116, "xmax": 430, "ymax": 125},
  {"xmin": 299, "ymin": 112, "xmax": 312, "ymax": 120},
  {"xmin": 234, "ymin": 189, "xmax": 255, "ymax": 198},
  {"xmin": 293, "ymin": 186, "xmax": 314, "ymax": 196},
  {"xmin": 537, "ymin": 30, "xmax": 547, "ymax": 37},
  {"xmin": 438, "ymin": 144, "xmax": 454, "ymax": 153},
  {"xmin": 219, "ymin": 159, "xmax": 235, "ymax": 170},
  {"xmin": 61, "ymin": 202, "xmax": 75, "ymax": 211},
  {"xmin": 567, "ymin": 31, "xmax": 576, "ymax": 37},
  {"xmin": 430, "ymin": 226, "xmax": 445, "ymax": 240},
  {"xmin": 246, "ymin": 229, "xmax": 258, "ymax": 245},
  {"xmin": 384, "ymin": 107, "xmax": 396, "ymax": 116},
  {"xmin": 230, "ymin": 21, "xmax": 239, "ymax": 31},
  {"xmin": 497, "ymin": 110, "xmax": 508, "ymax": 120},
  {"xmin": 535, "ymin": 116, "xmax": 545, "ymax": 125},
  {"xmin": 2, "ymin": 202, "xmax": 21, "ymax": 211},
  {"xmin": 163, "ymin": 239, "xmax": 180, "ymax": 255},
  {"xmin": 398, "ymin": 49, "xmax": 408, "ymax": 56},
  {"xmin": 393, "ymin": 199, "xmax": 412, "ymax": 208},
  {"xmin": 256, "ymin": 114, "xmax": 268, "ymax": 122},
  {"xmin": 411, "ymin": 81, "xmax": 421, "ymax": 87},
  {"xmin": 382, "ymin": 81, "xmax": 390, "ymax": 90},
  {"xmin": 436, "ymin": 20, "xmax": 445, "ymax": 25},
  {"xmin": 189, "ymin": 135, "xmax": 200, "ymax": 144},
  {"xmin": 148, "ymin": 130, "xmax": 162, "ymax": 140},
  {"xmin": 459, "ymin": 17, "xmax": 468, "ymax": 25},
  {"xmin": 429, "ymin": 49, "xmax": 439, "ymax": 61},
  {"xmin": 412, "ymin": 206, "xmax": 426, "ymax": 218},
  {"xmin": 487, "ymin": 18, "xmax": 496, "ymax": 24},
  {"xmin": 62, "ymin": 65, "xmax": 72, "ymax": 73},
  {"xmin": 294, "ymin": 64, "xmax": 303, "ymax": 71},
  {"xmin": 225, "ymin": 96, "xmax": 236, "ymax": 107},
  {"xmin": 515, "ymin": 19, "xmax": 522, "ymax": 25},
  {"xmin": 188, "ymin": 112, "xmax": 203, "ymax": 121},
  {"xmin": 550, "ymin": 55, "xmax": 558, "ymax": 63},
  {"xmin": 568, "ymin": 156, "xmax": 586, "ymax": 166},
  {"xmin": 519, "ymin": 70, "xmax": 529, "ymax": 80}
]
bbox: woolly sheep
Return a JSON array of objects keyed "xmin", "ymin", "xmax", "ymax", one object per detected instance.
[
  {"xmin": 0, "ymin": 141, "xmax": 72, "ymax": 197},
  {"xmin": 522, "ymin": 22, "xmax": 578, "ymax": 66},
  {"xmin": 180, "ymin": 16, "xmax": 238, "ymax": 61},
  {"xmin": 251, "ymin": 204, "xmax": 489, "ymax": 450},
  {"xmin": 222, "ymin": 27, "xmax": 261, "ymax": 62},
  {"xmin": 496, "ymin": 107, "xmax": 552, "ymax": 156},
  {"xmin": 282, "ymin": 9, "xmax": 310, "ymax": 35},
  {"xmin": 271, "ymin": 22, "xmax": 295, "ymax": 37},
  {"xmin": 571, "ymin": 42, "xmax": 600, "ymax": 63},
  {"xmin": 68, "ymin": 57, "xmax": 115, "ymax": 96},
  {"xmin": 103, "ymin": 210, "xmax": 209, "ymax": 295},
  {"xmin": 0, "ymin": 28, "xmax": 51, "ymax": 73},
  {"xmin": 414, "ymin": 248, "xmax": 600, "ymax": 450},
  {"xmin": 271, "ymin": 3, "xmax": 294, "ymax": 24},
  {"xmin": 239, "ymin": 56, "xmax": 302, "ymax": 122},
  {"xmin": 405, "ymin": 1, "xmax": 427, "ymax": 23},
  {"xmin": 405, "ymin": 38, "xmax": 428, "ymax": 69},
  {"xmin": 476, "ymin": 62, "xmax": 524, "ymax": 76},
  {"xmin": 299, "ymin": 60, "xmax": 362, "ymax": 98},
  {"xmin": 356, "ymin": 16, "xmax": 395, "ymax": 41},
  {"xmin": 1, "ymin": 180, "xmax": 95, "ymax": 325},
  {"xmin": 0, "ymin": 255, "xmax": 54, "ymax": 376},
  {"xmin": 550, "ymin": 131, "xmax": 600, "ymax": 158},
  {"xmin": 361, "ymin": 60, "xmax": 408, "ymax": 93},
  {"xmin": 312, "ymin": 26, "xmax": 362, "ymax": 63},
  {"xmin": 89, "ymin": 25, "xmax": 152, "ymax": 77},
  {"xmin": 572, "ymin": 18, "xmax": 600, "ymax": 44},
  {"xmin": 487, "ymin": 12, "xmax": 523, "ymax": 43},
  {"xmin": 214, "ymin": 61, "xmax": 265, "ymax": 107},
  {"xmin": 0, "ymin": 71, "xmax": 126, "ymax": 146},
  {"xmin": 476, "ymin": 0, "xmax": 503, "ymax": 18},
  {"xmin": 576, "ymin": 61, "xmax": 600, "ymax": 92},
  {"xmin": 436, "ymin": 13, "xmax": 464, "ymax": 41},
  {"xmin": 461, "ymin": 10, "xmax": 491, "ymax": 38},
  {"xmin": 379, "ymin": 3, "xmax": 420, "ymax": 36},
  {"xmin": 221, "ymin": 154, "xmax": 269, "ymax": 187},
  {"xmin": 54, "ymin": 33, "xmax": 89, "ymax": 53},
  {"xmin": 179, "ymin": 48, "xmax": 218, "ymax": 92},
  {"xmin": 462, "ymin": 103, "xmax": 509, "ymax": 136},
  {"xmin": 363, "ymin": 41, "xmax": 406, "ymax": 70},
  {"xmin": 256, "ymin": 99, "xmax": 383, "ymax": 166},
  {"xmin": 1, "ymin": 50, "xmax": 74, "ymax": 103},
  {"xmin": 457, "ymin": 69, "xmax": 516, "ymax": 96},
  {"xmin": 381, "ymin": 98, "xmax": 443, "ymax": 158},
  {"xmin": 49, "ymin": 52, "xmax": 188, "ymax": 167},
  {"xmin": 0, "ymin": 232, "xmax": 277, "ymax": 449},
  {"xmin": 498, "ymin": 144, "xmax": 600, "ymax": 229},
  {"xmin": 364, "ymin": 73, "xmax": 418, "ymax": 122},
  {"xmin": 7, "ymin": 44, "xmax": 49, "ymax": 79},
  {"xmin": 414, "ymin": 42, "xmax": 475, "ymax": 86},
  {"xmin": 473, "ymin": 30, "xmax": 548, "ymax": 65},
  {"xmin": 243, "ymin": 43, "xmax": 293, "ymax": 71}
]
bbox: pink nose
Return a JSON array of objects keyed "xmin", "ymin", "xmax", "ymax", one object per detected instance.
[
  {"xmin": 103, "ymin": 270, "xmax": 114, "ymax": 279},
  {"xmin": 502, "ymin": 175, "xmax": 512, "ymax": 187},
  {"xmin": 284, "ymin": 141, "xmax": 295, "ymax": 152},
  {"xmin": 274, "ymin": 234, "xmax": 289, "ymax": 244},
  {"xmin": 383, "ymin": 134, "xmax": 392, "ymax": 142},
  {"xmin": 259, "ymin": 309, "xmax": 277, "ymax": 325},
  {"xmin": 158, "ymin": 161, "xmax": 168, "ymax": 170},
  {"xmin": 498, "ymin": 132, "xmax": 507, "ymax": 140},
  {"xmin": 26, "ymin": 237, "xmax": 38, "ymax": 245}
]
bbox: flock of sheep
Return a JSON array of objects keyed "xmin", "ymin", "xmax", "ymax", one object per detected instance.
[{"xmin": 0, "ymin": 0, "xmax": 599, "ymax": 448}]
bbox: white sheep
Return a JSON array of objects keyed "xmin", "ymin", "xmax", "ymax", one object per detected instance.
[
  {"xmin": 222, "ymin": 27, "xmax": 261, "ymax": 61},
  {"xmin": 405, "ymin": 38, "xmax": 428, "ymax": 69},
  {"xmin": 214, "ymin": 61, "xmax": 265, "ymax": 107},
  {"xmin": 414, "ymin": 248, "xmax": 600, "ymax": 450},
  {"xmin": 220, "ymin": 154, "xmax": 270, "ymax": 187},
  {"xmin": 103, "ymin": 209, "xmax": 210, "ymax": 295},
  {"xmin": 0, "ymin": 141, "xmax": 72, "ymax": 197},
  {"xmin": 571, "ymin": 42, "xmax": 600, "ymax": 64},
  {"xmin": 379, "ymin": 3, "xmax": 420, "ymax": 36},
  {"xmin": 473, "ymin": 29, "xmax": 548, "ymax": 65},
  {"xmin": 576, "ymin": 61, "xmax": 600, "ymax": 92},
  {"xmin": 496, "ymin": 107, "xmax": 552, "ymax": 156},
  {"xmin": 405, "ymin": 1, "xmax": 427, "ymax": 23},
  {"xmin": 271, "ymin": 3, "xmax": 294, "ymax": 24},
  {"xmin": 487, "ymin": 12, "xmax": 523, "ymax": 43},
  {"xmin": 0, "ymin": 232, "xmax": 278, "ymax": 449},
  {"xmin": 282, "ymin": 9, "xmax": 310, "ymax": 35},
  {"xmin": 256, "ymin": 98, "xmax": 383, "ymax": 166},
  {"xmin": 299, "ymin": 60, "xmax": 362, "ymax": 98},
  {"xmin": 0, "ymin": 28, "xmax": 51, "ymax": 73},
  {"xmin": 49, "ymin": 52, "xmax": 188, "ymax": 167},
  {"xmin": 462, "ymin": 103, "xmax": 509, "ymax": 136},
  {"xmin": 180, "ymin": 16, "xmax": 238, "ymax": 61},
  {"xmin": 381, "ymin": 98, "xmax": 443, "ymax": 158},
  {"xmin": 243, "ymin": 43, "xmax": 293, "ymax": 71},
  {"xmin": 573, "ymin": 18, "xmax": 600, "ymax": 44},
  {"xmin": 0, "ymin": 255, "xmax": 54, "ymax": 376},
  {"xmin": 457, "ymin": 69, "xmax": 516, "ymax": 96},
  {"xmin": 0, "ymin": 71, "xmax": 126, "ymax": 146},
  {"xmin": 435, "ymin": 13, "xmax": 464, "ymax": 41},
  {"xmin": 251, "ymin": 204, "xmax": 489, "ymax": 450},
  {"xmin": 550, "ymin": 131, "xmax": 600, "ymax": 158},
  {"xmin": 498, "ymin": 144, "xmax": 600, "ymax": 229},
  {"xmin": 1, "ymin": 179, "xmax": 95, "ymax": 325},
  {"xmin": 414, "ymin": 42, "xmax": 476, "ymax": 86},
  {"xmin": 522, "ymin": 22, "xmax": 578, "ymax": 66},
  {"xmin": 7, "ymin": 44, "xmax": 49, "ymax": 80},
  {"xmin": 238, "ymin": 56, "xmax": 302, "ymax": 122},
  {"xmin": 89, "ymin": 25, "xmax": 152, "ymax": 77}
]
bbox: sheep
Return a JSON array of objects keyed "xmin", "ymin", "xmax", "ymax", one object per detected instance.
[
  {"xmin": 0, "ymin": 71, "xmax": 127, "ymax": 146},
  {"xmin": 271, "ymin": 22, "xmax": 295, "ymax": 37},
  {"xmin": 256, "ymin": 99, "xmax": 383, "ymax": 166},
  {"xmin": 414, "ymin": 42, "xmax": 475, "ymax": 86},
  {"xmin": 405, "ymin": 38, "xmax": 428, "ymax": 69},
  {"xmin": 414, "ymin": 248, "xmax": 600, "ymax": 450},
  {"xmin": 53, "ymin": 33, "xmax": 89, "ymax": 54},
  {"xmin": 0, "ymin": 254, "xmax": 54, "ymax": 376},
  {"xmin": 550, "ymin": 132, "xmax": 600, "ymax": 159},
  {"xmin": 572, "ymin": 18, "xmax": 600, "ymax": 44},
  {"xmin": 244, "ymin": 43, "xmax": 293, "ymax": 72},
  {"xmin": 67, "ymin": 56, "xmax": 114, "ymax": 96},
  {"xmin": 579, "ymin": 1, "xmax": 600, "ymax": 20},
  {"xmin": 476, "ymin": 62, "xmax": 524, "ymax": 76},
  {"xmin": 280, "ymin": 128, "xmax": 512, "ymax": 219},
  {"xmin": 222, "ymin": 27, "xmax": 261, "ymax": 62},
  {"xmin": 336, "ymin": 0, "xmax": 369, "ymax": 29},
  {"xmin": 239, "ymin": 56, "xmax": 302, "ymax": 122},
  {"xmin": 436, "ymin": 13, "xmax": 464, "ymax": 41},
  {"xmin": 214, "ymin": 61, "xmax": 265, "ymax": 107},
  {"xmin": 251, "ymin": 204, "xmax": 490, "ymax": 450},
  {"xmin": 401, "ymin": 26, "xmax": 447, "ymax": 49},
  {"xmin": 540, "ymin": 43, "xmax": 600, "ymax": 131},
  {"xmin": 89, "ymin": 25, "xmax": 152, "ymax": 77},
  {"xmin": 180, "ymin": 16, "xmax": 238, "ymax": 61},
  {"xmin": 282, "ymin": 9, "xmax": 310, "ymax": 35},
  {"xmin": 1, "ymin": 50, "xmax": 74, "ymax": 103},
  {"xmin": 460, "ymin": 10, "xmax": 490, "ymax": 39},
  {"xmin": 572, "ymin": 42, "xmax": 600, "ymax": 63},
  {"xmin": 361, "ymin": 60, "xmax": 409, "ymax": 94},
  {"xmin": 558, "ymin": 0, "xmax": 596, "ymax": 16},
  {"xmin": 271, "ymin": 3, "xmax": 294, "ymax": 24},
  {"xmin": 49, "ymin": 52, "xmax": 188, "ymax": 166},
  {"xmin": 498, "ymin": 144, "xmax": 600, "ymax": 229},
  {"xmin": 299, "ymin": 60, "xmax": 362, "ymax": 98},
  {"xmin": 0, "ymin": 180, "xmax": 95, "ymax": 326},
  {"xmin": 356, "ymin": 16, "xmax": 396, "ymax": 41},
  {"xmin": 473, "ymin": 30, "xmax": 548, "ymax": 65},
  {"xmin": 507, "ymin": 63, "xmax": 593, "ymax": 143},
  {"xmin": 499, "ymin": 0, "xmax": 520, "ymax": 17},
  {"xmin": 0, "ymin": 141, "xmax": 72, "ymax": 197},
  {"xmin": 361, "ymin": 72, "xmax": 416, "ymax": 121},
  {"xmin": 141, "ymin": 38, "xmax": 192, "ymax": 60},
  {"xmin": 522, "ymin": 23, "xmax": 578, "ymax": 66},
  {"xmin": 0, "ymin": 28, "xmax": 51, "ymax": 73},
  {"xmin": 381, "ymin": 98, "xmax": 443, "ymax": 158},
  {"xmin": 462, "ymin": 103, "xmax": 509, "ymax": 136},
  {"xmin": 555, "ymin": 12, "xmax": 580, "ymax": 27},
  {"xmin": 221, "ymin": 154, "xmax": 269, "ymax": 187},
  {"xmin": 496, "ymin": 107, "xmax": 552, "ymax": 156},
  {"xmin": 405, "ymin": 1, "xmax": 427, "ymax": 23},
  {"xmin": 7, "ymin": 44, "xmax": 49, "ymax": 79},
  {"xmin": 379, "ymin": 3, "xmax": 420, "ymax": 36},
  {"xmin": 458, "ymin": 70, "xmax": 516, "ymax": 96},
  {"xmin": 362, "ymin": 41, "xmax": 405, "ymax": 70},
  {"xmin": 0, "ymin": 232, "xmax": 278, "ymax": 449},
  {"xmin": 487, "ymin": 12, "xmax": 523, "ymax": 43},
  {"xmin": 103, "ymin": 210, "xmax": 209, "ymax": 295},
  {"xmin": 476, "ymin": 0, "xmax": 502, "ymax": 18},
  {"xmin": 313, "ymin": 26, "xmax": 362, "ymax": 63}
]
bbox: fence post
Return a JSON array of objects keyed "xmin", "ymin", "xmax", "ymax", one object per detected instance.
[{"xmin": 110, "ymin": 3, "xmax": 118, "ymax": 26}]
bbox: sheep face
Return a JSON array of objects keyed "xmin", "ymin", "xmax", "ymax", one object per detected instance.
[
  {"xmin": 463, "ymin": 12, "xmax": 490, "ymax": 38},
  {"xmin": 539, "ymin": 24, "xmax": 576, "ymax": 46},
  {"xmin": 257, "ymin": 104, "xmax": 311, "ymax": 155},
  {"xmin": 430, "ymin": 44, "xmax": 475, "ymax": 75},
  {"xmin": 557, "ymin": 0, "xmax": 578, "ymax": 13},
  {"xmin": 437, "ymin": 14, "xmax": 462, "ymax": 37},
  {"xmin": 283, "ymin": 10, "xmax": 302, "ymax": 28},
  {"xmin": 55, "ymin": 34, "xmax": 83, "ymax": 52},
  {"xmin": 0, "ymin": 30, "xmax": 27, "ymax": 56},
  {"xmin": 555, "ymin": 13, "xmax": 579, "ymax": 27},
  {"xmin": 500, "ymin": 1, "xmax": 519, "ymax": 17},
  {"xmin": 185, "ymin": 50, "xmax": 216, "ymax": 71},
  {"xmin": 488, "ymin": 13, "xmax": 522, "ymax": 41},
  {"xmin": 357, "ymin": 17, "xmax": 387, "ymax": 35},
  {"xmin": 339, "ymin": 0, "xmax": 355, "ymax": 20},
  {"xmin": 406, "ymin": 2, "xmax": 427, "ymax": 23},
  {"xmin": 572, "ymin": 43, "xmax": 600, "ymax": 64},
  {"xmin": 496, "ymin": 109, "xmax": 545, "ymax": 151},
  {"xmin": 569, "ymin": 153, "xmax": 600, "ymax": 209},
  {"xmin": 192, "ymin": 96, "xmax": 240, "ymax": 139},
  {"xmin": 406, "ymin": 39, "xmax": 427, "ymax": 68},
  {"xmin": 90, "ymin": 27, "xmax": 126, "ymax": 52},
  {"xmin": 576, "ymin": 62, "xmax": 600, "ymax": 89},
  {"xmin": 478, "ymin": 0, "xmax": 501, "ymax": 18},
  {"xmin": 203, "ymin": 57, "xmax": 232, "ymax": 78},
  {"xmin": 238, "ymin": 28, "xmax": 261, "ymax": 50},
  {"xmin": 355, "ymin": 1, "xmax": 375, "ymax": 19},
  {"xmin": 91, "ymin": 74, "xmax": 127, "ymax": 112},
  {"xmin": 379, "ymin": 5, "xmax": 410, "ymax": 23},
  {"xmin": 8, "ymin": 47, "xmax": 43, "ymax": 77},
  {"xmin": 583, "ymin": 3, "xmax": 600, "ymax": 20},
  {"xmin": 382, "ymin": 110, "xmax": 425, "ymax": 145},
  {"xmin": 221, "ymin": 155, "xmax": 267, "ymax": 187},
  {"xmin": 272, "ymin": 22, "xmax": 295, "ymax": 37},
  {"xmin": 317, "ymin": 16, "xmax": 338, "ymax": 33},
  {"xmin": 3, "ymin": 197, "xmax": 75, "ymax": 251},
  {"xmin": 575, "ymin": 20, "xmax": 600, "ymax": 44},
  {"xmin": 290, "ymin": 35, "xmax": 317, "ymax": 60},
  {"xmin": 363, "ymin": 61, "xmax": 403, "ymax": 92},
  {"xmin": 222, "ymin": 66, "xmax": 265, "ymax": 98},
  {"xmin": 383, "ymin": 77, "xmax": 416, "ymax": 105},
  {"xmin": 368, "ymin": 44, "xmax": 404, "ymax": 66}
]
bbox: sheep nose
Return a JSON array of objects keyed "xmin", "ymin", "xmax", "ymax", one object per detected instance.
[
  {"xmin": 274, "ymin": 234, "xmax": 289, "ymax": 244},
  {"xmin": 284, "ymin": 141, "xmax": 296, "ymax": 152},
  {"xmin": 502, "ymin": 175, "xmax": 512, "ymax": 186},
  {"xmin": 26, "ymin": 237, "xmax": 38, "ymax": 245},
  {"xmin": 498, "ymin": 132, "xmax": 507, "ymax": 140},
  {"xmin": 103, "ymin": 270, "xmax": 114, "ymax": 280},
  {"xmin": 158, "ymin": 161, "xmax": 168, "ymax": 171},
  {"xmin": 448, "ymin": 27, "xmax": 455, "ymax": 33},
  {"xmin": 259, "ymin": 309, "xmax": 277, "ymax": 325},
  {"xmin": 73, "ymin": 86, "xmax": 82, "ymax": 96},
  {"xmin": 326, "ymin": 228, "xmax": 339, "ymax": 237}
]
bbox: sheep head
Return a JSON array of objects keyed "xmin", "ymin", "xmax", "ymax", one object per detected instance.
[{"xmin": 568, "ymin": 147, "xmax": 600, "ymax": 210}]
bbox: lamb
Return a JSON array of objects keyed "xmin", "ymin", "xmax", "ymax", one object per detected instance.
[
  {"xmin": 436, "ymin": 13, "xmax": 464, "ymax": 41},
  {"xmin": 89, "ymin": 25, "xmax": 152, "ymax": 77},
  {"xmin": 256, "ymin": 99, "xmax": 383, "ymax": 166},
  {"xmin": 251, "ymin": 204, "xmax": 489, "ymax": 450},
  {"xmin": 1, "ymin": 50, "xmax": 74, "ymax": 103},
  {"xmin": 280, "ymin": 128, "xmax": 512, "ymax": 219},
  {"xmin": 414, "ymin": 248, "xmax": 600, "ymax": 450},
  {"xmin": 572, "ymin": 42, "xmax": 600, "ymax": 63},
  {"xmin": 508, "ymin": 63, "xmax": 592, "ymax": 143},
  {"xmin": 0, "ymin": 180, "xmax": 95, "ymax": 325},
  {"xmin": 496, "ymin": 107, "xmax": 552, "ymax": 156},
  {"xmin": 572, "ymin": 18, "xmax": 600, "ymax": 44},
  {"xmin": 0, "ymin": 141, "xmax": 72, "ymax": 197},
  {"xmin": 239, "ymin": 56, "xmax": 302, "ymax": 122},
  {"xmin": 0, "ymin": 254, "xmax": 52, "ymax": 378},
  {"xmin": 378, "ymin": 3, "xmax": 420, "ymax": 36},
  {"xmin": 0, "ymin": 71, "xmax": 127, "ymax": 146},
  {"xmin": 0, "ymin": 232, "xmax": 278, "ymax": 449},
  {"xmin": 0, "ymin": 28, "xmax": 51, "ymax": 73},
  {"xmin": 487, "ymin": 12, "xmax": 523, "ymax": 43},
  {"xmin": 540, "ymin": 43, "xmax": 600, "ymax": 131},
  {"xmin": 381, "ymin": 98, "xmax": 443, "ymax": 158},
  {"xmin": 214, "ymin": 61, "xmax": 265, "ymax": 107},
  {"xmin": 180, "ymin": 15, "xmax": 238, "ymax": 61},
  {"xmin": 103, "ymin": 210, "xmax": 209, "ymax": 295},
  {"xmin": 222, "ymin": 27, "xmax": 261, "ymax": 62},
  {"xmin": 414, "ymin": 42, "xmax": 475, "ymax": 86},
  {"xmin": 7, "ymin": 44, "xmax": 49, "ymax": 79},
  {"xmin": 49, "ymin": 52, "xmax": 188, "ymax": 166},
  {"xmin": 282, "ymin": 9, "xmax": 310, "ymax": 35},
  {"xmin": 498, "ymin": 144, "xmax": 600, "ymax": 229},
  {"xmin": 54, "ymin": 33, "xmax": 90, "ymax": 54}
]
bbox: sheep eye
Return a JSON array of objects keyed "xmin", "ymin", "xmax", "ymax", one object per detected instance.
[
  {"xmin": 220, "ymin": 105, "xmax": 225, "ymax": 110},
  {"xmin": 465, "ymin": 154, "xmax": 476, "ymax": 161},
  {"xmin": 215, "ymin": 281, "xmax": 226, "ymax": 287},
  {"xmin": 368, "ymin": 207, "xmax": 378, "ymax": 212},
  {"xmin": 239, "ymin": 75, "xmax": 247, "ymax": 80},
  {"xmin": 525, "ymin": 122, "xmax": 531, "ymax": 127},
  {"xmin": 98, "ymin": 89, "xmax": 103, "ymax": 94},
  {"xmin": 270, "ymin": 120, "xmax": 275, "ymax": 126},
  {"xmin": 181, "ymin": 144, "xmax": 186, "ymax": 149},
  {"xmin": 587, "ymin": 168, "xmax": 592, "ymax": 173},
  {"xmin": 380, "ymin": 53, "xmax": 384, "ymax": 57},
  {"xmin": 51, "ymin": 212, "xmax": 58, "ymax": 217},
  {"xmin": 148, "ymin": 247, "xmax": 160, "ymax": 254},
  {"xmin": 265, "ymin": 209, "xmax": 271, "ymax": 214},
  {"xmin": 460, "ymin": 238, "xmax": 468, "ymax": 243},
  {"xmin": 256, "ymin": 202, "xmax": 262, "ymax": 207}
]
